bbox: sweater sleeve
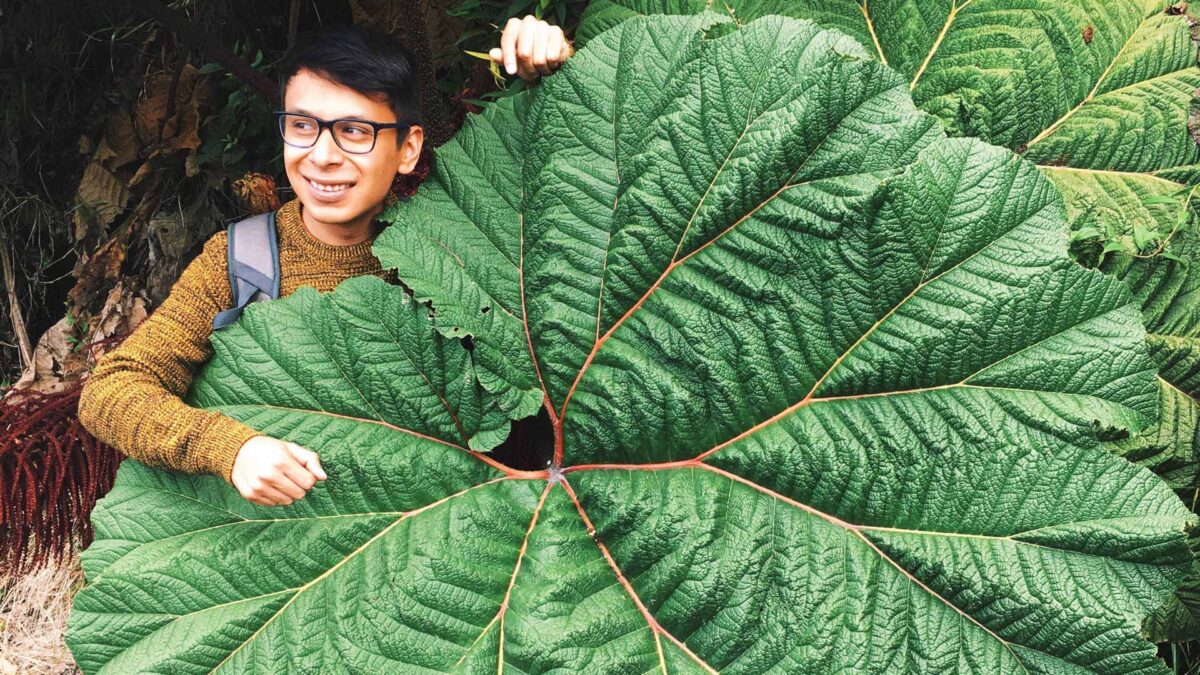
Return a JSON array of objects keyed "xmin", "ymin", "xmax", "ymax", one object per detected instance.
[{"xmin": 77, "ymin": 231, "xmax": 261, "ymax": 483}]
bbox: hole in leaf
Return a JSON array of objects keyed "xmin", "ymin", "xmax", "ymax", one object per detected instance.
[
  {"xmin": 1093, "ymin": 420, "xmax": 1130, "ymax": 443},
  {"xmin": 488, "ymin": 407, "xmax": 554, "ymax": 471},
  {"xmin": 701, "ymin": 21, "xmax": 738, "ymax": 41},
  {"xmin": 480, "ymin": 306, "xmax": 491, "ymax": 314}
]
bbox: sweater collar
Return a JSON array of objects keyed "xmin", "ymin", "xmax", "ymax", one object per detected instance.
[{"xmin": 275, "ymin": 199, "xmax": 384, "ymax": 263}]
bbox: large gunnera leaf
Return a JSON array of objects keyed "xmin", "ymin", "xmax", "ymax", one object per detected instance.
[
  {"xmin": 576, "ymin": 0, "xmax": 1200, "ymax": 391},
  {"xmin": 68, "ymin": 15, "xmax": 1196, "ymax": 674}
]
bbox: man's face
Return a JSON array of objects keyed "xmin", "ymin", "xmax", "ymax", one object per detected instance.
[{"xmin": 281, "ymin": 68, "xmax": 423, "ymax": 230}]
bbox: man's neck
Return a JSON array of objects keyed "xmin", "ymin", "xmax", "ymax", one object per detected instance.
[{"xmin": 299, "ymin": 204, "xmax": 382, "ymax": 246}]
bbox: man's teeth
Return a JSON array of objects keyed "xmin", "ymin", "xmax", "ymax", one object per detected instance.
[{"xmin": 308, "ymin": 179, "xmax": 350, "ymax": 193}]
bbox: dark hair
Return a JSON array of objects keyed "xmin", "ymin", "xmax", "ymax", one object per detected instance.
[{"xmin": 278, "ymin": 25, "xmax": 421, "ymax": 128}]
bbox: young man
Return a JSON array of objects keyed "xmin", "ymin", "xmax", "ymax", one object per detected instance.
[{"xmin": 78, "ymin": 18, "xmax": 573, "ymax": 507}]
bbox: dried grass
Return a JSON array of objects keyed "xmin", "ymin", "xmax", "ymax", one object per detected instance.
[{"xmin": 0, "ymin": 554, "xmax": 82, "ymax": 674}]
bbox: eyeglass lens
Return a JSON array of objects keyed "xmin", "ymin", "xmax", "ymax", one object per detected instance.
[{"xmin": 279, "ymin": 114, "xmax": 378, "ymax": 153}]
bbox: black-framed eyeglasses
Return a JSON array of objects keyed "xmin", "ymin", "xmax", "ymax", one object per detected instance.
[{"xmin": 275, "ymin": 111, "xmax": 411, "ymax": 155}]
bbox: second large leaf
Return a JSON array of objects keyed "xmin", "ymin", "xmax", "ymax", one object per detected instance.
[
  {"xmin": 66, "ymin": 13, "xmax": 1197, "ymax": 674},
  {"xmin": 578, "ymin": 0, "xmax": 1200, "ymax": 261}
]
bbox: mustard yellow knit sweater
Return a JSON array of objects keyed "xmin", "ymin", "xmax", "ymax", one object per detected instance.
[{"xmin": 78, "ymin": 199, "xmax": 395, "ymax": 483}]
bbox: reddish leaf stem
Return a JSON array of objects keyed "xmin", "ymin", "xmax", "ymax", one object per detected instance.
[
  {"xmin": 564, "ymin": 460, "xmax": 1025, "ymax": 663},
  {"xmin": 560, "ymin": 477, "xmax": 718, "ymax": 674}
]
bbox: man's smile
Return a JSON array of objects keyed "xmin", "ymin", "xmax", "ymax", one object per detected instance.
[{"xmin": 304, "ymin": 177, "xmax": 355, "ymax": 198}]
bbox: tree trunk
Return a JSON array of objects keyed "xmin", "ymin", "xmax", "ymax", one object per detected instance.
[{"xmin": 1, "ymin": 245, "xmax": 33, "ymax": 369}]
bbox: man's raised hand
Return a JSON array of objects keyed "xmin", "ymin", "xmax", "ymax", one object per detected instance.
[
  {"xmin": 231, "ymin": 436, "xmax": 327, "ymax": 506},
  {"xmin": 488, "ymin": 15, "xmax": 573, "ymax": 82}
]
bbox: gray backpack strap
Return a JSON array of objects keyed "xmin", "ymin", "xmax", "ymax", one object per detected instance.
[{"xmin": 212, "ymin": 211, "xmax": 280, "ymax": 331}]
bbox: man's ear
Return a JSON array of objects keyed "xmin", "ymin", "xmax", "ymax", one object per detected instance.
[{"xmin": 397, "ymin": 125, "xmax": 424, "ymax": 174}]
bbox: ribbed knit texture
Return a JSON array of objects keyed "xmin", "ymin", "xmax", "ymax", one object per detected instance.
[{"xmin": 78, "ymin": 199, "xmax": 396, "ymax": 483}]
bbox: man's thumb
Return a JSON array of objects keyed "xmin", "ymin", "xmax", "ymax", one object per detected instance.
[{"xmin": 287, "ymin": 443, "xmax": 327, "ymax": 480}]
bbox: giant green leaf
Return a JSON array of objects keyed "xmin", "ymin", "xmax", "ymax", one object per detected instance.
[
  {"xmin": 577, "ymin": 0, "xmax": 1200, "ymax": 260},
  {"xmin": 68, "ymin": 15, "xmax": 1195, "ymax": 674}
]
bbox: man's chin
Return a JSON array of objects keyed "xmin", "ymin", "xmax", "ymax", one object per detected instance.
[
  {"xmin": 300, "ymin": 200, "xmax": 358, "ymax": 225},
  {"xmin": 297, "ymin": 184, "xmax": 388, "ymax": 228}
]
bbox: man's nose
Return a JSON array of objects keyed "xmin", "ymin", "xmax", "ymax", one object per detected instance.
[{"xmin": 308, "ymin": 127, "xmax": 344, "ymax": 165}]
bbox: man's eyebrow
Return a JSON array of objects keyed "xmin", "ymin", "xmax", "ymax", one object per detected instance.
[{"xmin": 287, "ymin": 107, "xmax": 373, "ymax": 119}]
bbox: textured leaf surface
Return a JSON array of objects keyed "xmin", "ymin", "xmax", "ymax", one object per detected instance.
[
  {"xmin": 1112, "ymin": 229, "xmax": 1200, "ymax": 641},
  {"xmin": 1115, "ymin": 375, "xmax": 1200, "ymax": 489},
  {"xmin": 577, "ymin": 0, "xmax": 1200, "ymax": 268},
  {"xmin": 68, "ymin": 15, "xmax": 1195, "ymax": 674},
  {"xmin": 370, "ymin": 95, "xmax": 545, "ymax": 446},
  {"xmin": 577, "ymin": 0, "xmax": 1200, "ymax": 652},
  {"xmin": 1110, "ymin": 228, "xmax": 1200, "ymax": 487},
  {"xmin": 1144, "ymin": 534, "xmax": 1200, "ymax": 642},
  {"xmin": 1116, "ymin": 229, "xmax": 1200, "ymax": 396}
]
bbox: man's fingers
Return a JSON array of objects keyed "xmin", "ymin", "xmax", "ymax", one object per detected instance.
[
  {"xmin": 546, "ymin": 28, "xmax": 564, "ymax": 70},
  {"xmin": 558, "ymin": 31, "xmax": 573, "ymax": 63},
  {"xmin": 267, "ymin": 468, "xmax": 308, "ymax": 500},
  {"xmin": 279, "ymin": 456, "xmax": 317, "ymax": 491},
  {"xmin": 264, "ymin": 487, "xmax": 295, "ymax": 505},
  {"xmin": 516, "ymin": 15, "xmax": 537, "ymax": 79},
  {"xmin": 287, "ymin": 442, "xmax": 327, "ymax": 480},
  {"xmin": 231, "ymin": 436, "xmax": 325, "ymax": 506},
  {"xmin": 250, "ymin": 481, "xmax": 293, "ymax": 506},
  {"xmin": 498, "ymin": 16, "xmax": 570, "ymax": 80},
  {"xmin": 518, "ymin": 14, "xmax": 537, "ymax": 56},
  {"xmin": 532, "ymin": 25, "xmax": 549, "ymax": 75},
  {"xmin": 501, "ymin": 17, "xmax": 520, "ymax": 74}
]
